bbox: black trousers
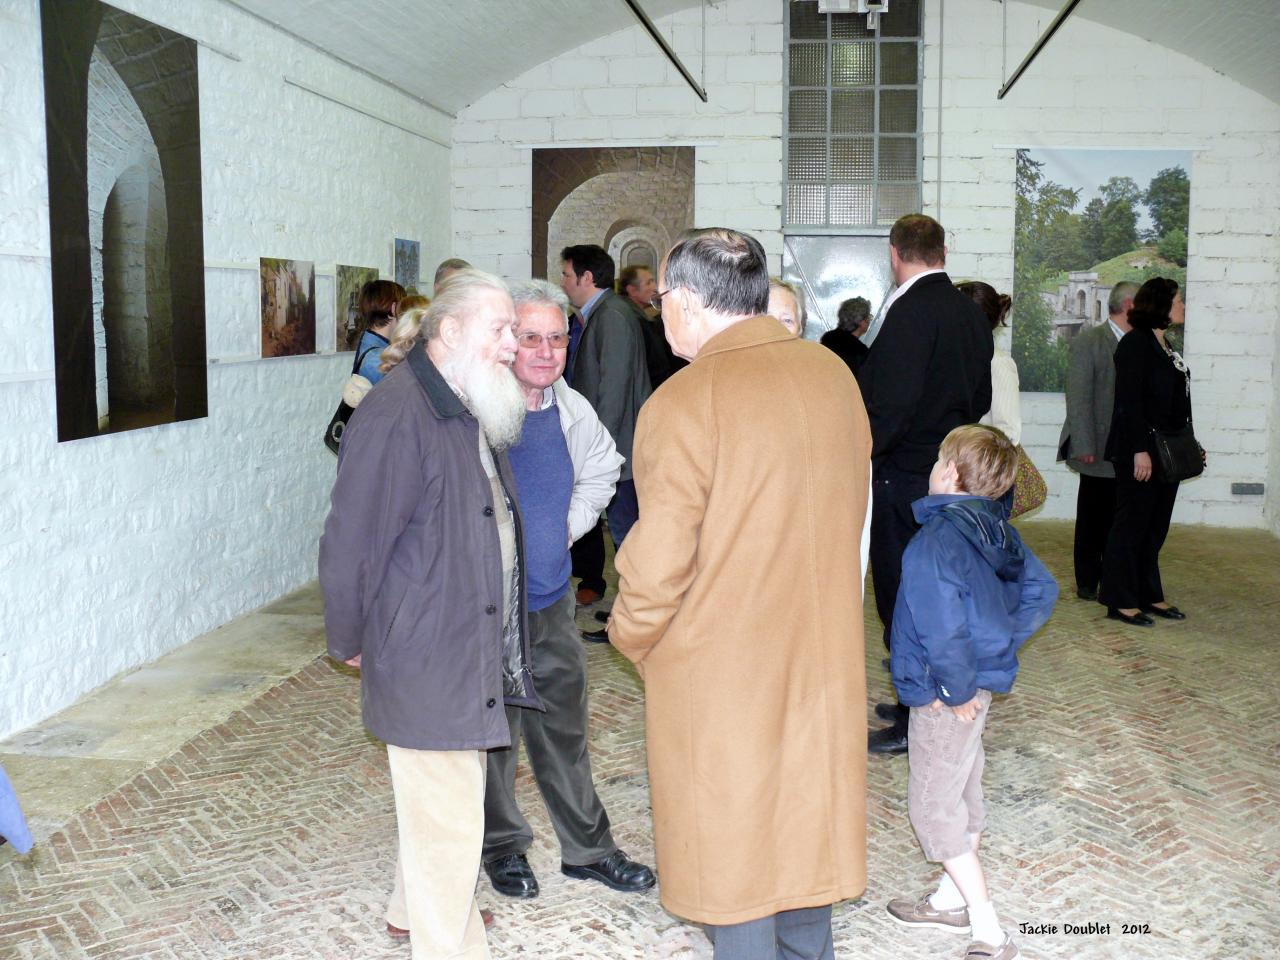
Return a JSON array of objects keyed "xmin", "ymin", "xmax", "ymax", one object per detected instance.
[
  {"xmin": 570, "ymin": 521, "xmax": 607, "ymax": 595},
  {"xmin": 869, "ymin": 463, "xmax": 930, "ymax": 731},
  {"xmin": 1073, "ymin": 474, "xmax": 1117, "ymax": 594},
  {"xmin": 1098, "ymin": 476, "xmax": 1179, "ymax": 611},
  {"xmin": 482, "ymin": 591, "xmax": 615, "ymax": 865}
]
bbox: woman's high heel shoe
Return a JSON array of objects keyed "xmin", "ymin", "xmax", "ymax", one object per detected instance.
[{"xmin": 1107, "ymin": 607, "xmax": 1154, "ymax": 626}]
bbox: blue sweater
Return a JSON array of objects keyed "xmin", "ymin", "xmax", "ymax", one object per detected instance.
[
  {"xmin": 507, "ymin": 404, "xmax": 574, "ymax": 611},
  {"xmin": 890, "ymin": 495, "xmax": 1058, "ymax": 707}
]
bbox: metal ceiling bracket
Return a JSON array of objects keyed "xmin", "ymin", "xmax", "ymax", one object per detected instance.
[
  {"xmin": 623, "ymin": 0, "xmax": 709, "ymax": 103},
  {"xmin": 997, "ymin": 0, "xmax": 1082, "ymax": 100}
]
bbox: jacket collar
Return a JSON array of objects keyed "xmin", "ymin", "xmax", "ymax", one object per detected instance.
[
  {"xmin": 695, "ymin": 314, "xmax": 793, "ymax": 361},
  {"xmin": 406, "ymin": 342, "xmax": 468, "ymax": 419},
  {"xmin": 911, "ymin": 493, "xmax": 1003, "ymax": 524}
]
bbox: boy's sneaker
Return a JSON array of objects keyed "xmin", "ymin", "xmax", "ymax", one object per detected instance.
[
  {"xmin": 964, "ymin": 935, "xmax": 1020, "ymax": 959},
  {"xmin": 885, "ymin": 893, "xmax": 970, "ymax": 933}
]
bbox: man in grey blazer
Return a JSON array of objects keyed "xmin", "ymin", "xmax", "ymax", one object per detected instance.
[
  {"xmin": 1058, "ymin": 281, "xmax": 1138, "ymax": 600},
  {"xmin": 560, "ymin": 244, "xmax": 653, "ymax": 551}
]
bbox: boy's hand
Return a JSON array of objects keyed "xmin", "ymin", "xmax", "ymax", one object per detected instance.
[{"xmin": 947, "ymin": 696, "xmax": 983, "ymax": 722}]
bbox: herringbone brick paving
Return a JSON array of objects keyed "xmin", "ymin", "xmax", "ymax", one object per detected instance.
[{"xmin": 1, "ymin": 521, "xmax": 1277, "ymax": 959}]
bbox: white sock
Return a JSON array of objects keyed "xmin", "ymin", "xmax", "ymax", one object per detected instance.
[
  {"xmin": 967, "ymin": 900, "xmax": 1004, "ymax": 945},
  {"xmin": 928, "ymin": 874, "xmax": 966, "ymax": 910}
]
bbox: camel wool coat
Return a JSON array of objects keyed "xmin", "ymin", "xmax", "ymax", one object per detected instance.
[{"xmin": 611, "ymin": 315, "xmax": 872, "ymax": 926}]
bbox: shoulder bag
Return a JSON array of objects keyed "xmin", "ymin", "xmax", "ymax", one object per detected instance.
[
  {"xmin": 323, "ymin": 343, "xmax": 380, "ymax": 455},
  {"xmin": 1151, "ymin": 423, "xmax": 1204, "ymax": 483},
  {"xmin": 1009, "ymin": 445, "xmax": 1047, "ymax": 519}
]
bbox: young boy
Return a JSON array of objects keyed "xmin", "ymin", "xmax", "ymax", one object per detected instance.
[{"xmin": 886, "ymin": 424, "xmax": 1058, "ymax": 960}]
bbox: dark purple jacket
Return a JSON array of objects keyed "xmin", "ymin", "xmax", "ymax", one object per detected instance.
[{"xmin": 319, "ymin": 343, "xmax": 541, "ymax": 751}]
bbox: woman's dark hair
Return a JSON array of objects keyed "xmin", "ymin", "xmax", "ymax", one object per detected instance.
[
  {"xmin": 1127, "ymin": 277, "xmax": 1179, "ymax": 330},
  {"xmin": 956, "ymin": 280, "xmax": 1011, "ymax": 330},
  {"xmin": 359, "ymin": 279, "xmax": 406, "ymax": 330}
]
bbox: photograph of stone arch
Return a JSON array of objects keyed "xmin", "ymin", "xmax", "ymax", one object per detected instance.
[
  {"xmin": 531, "ymin": 146, "xmax": 695, "ymax": 281},
  {"xmin": 40, "ymin": 0, "xmax": 208, "ymax": 442},
  {"xmin": 260, "ymin": 258, "xmax": 316, "ymax": 358},
  {"xmin": 1012, "ymin": 147, "xmax": 1192, "ymax": 392}
]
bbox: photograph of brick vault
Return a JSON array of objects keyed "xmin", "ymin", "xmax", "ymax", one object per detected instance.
[{"xmin": 1, "ymin": 2, "xmax": 1277, "ymax": 959}]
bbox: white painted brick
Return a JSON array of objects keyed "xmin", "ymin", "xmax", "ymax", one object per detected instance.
[
  {"xmin": 583, "ymin": 88, "xmax": 637, "ymax": 116},
  {"xmin": 520, "ymin": 89, "xmax": 575, "ymax": 118},
  {"xmin": 705, "ymin": 25, "xmax": 755, "ymax": 55},
  {"xmin": 497, "ymin": 118, "xmax": 553, "ymax": 143},
  {"xmin": 637, "ymin": 85, "xmax": 705, "ymax": 115},
  {"xmin": 551, "ymin": 117, "xmax": 612, "ymax": 141},
  {"xmin": 724, "ymin": 54, "xmax": 782, "ymax": 84},
  {"xmin": 550, "ymin": 59, "xmax": 609, "ymax": 89},
  {"xmin": 607, "ymin": 56, "xmax": 671, "ymax": 86}
]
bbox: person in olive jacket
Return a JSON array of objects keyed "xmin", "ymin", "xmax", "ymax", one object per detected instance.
[{"xmin": 319, "ymin": 269, "xmax": 541, "ymax": 960}]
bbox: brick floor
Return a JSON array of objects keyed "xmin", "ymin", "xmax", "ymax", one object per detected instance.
[{"xmin": 1, "ymin": 521, "xmax": 1278, "ymax": 959}]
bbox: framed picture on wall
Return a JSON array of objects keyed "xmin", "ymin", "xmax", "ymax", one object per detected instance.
[
  {"xmin": 335, "ymin": 264, "xmax": 379, "ymax": 352},
  {"xmin": 260, "ymin": 258, "xmax": 316, "ymax": 358},
  {"xmin": 394, "ymin": 238, "xmax": 420, "ymax": 295}
]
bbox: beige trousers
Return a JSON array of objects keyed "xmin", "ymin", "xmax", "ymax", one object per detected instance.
[{"xmin": 385, "ymin": 745, "xmax": 490, "ymax": 960}]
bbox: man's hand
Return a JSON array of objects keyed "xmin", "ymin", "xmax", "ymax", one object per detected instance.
[
  {"xmin": 947, "ymin": 696, "xmax": 983, "ymax": 722},
  {"xmin": 343, "ymin": 654, "xmax": 362, "ymax": 669},
  {"xmin": 1134, "ymin": 451, "xmax": 1153, "ymax": 482},
  {"xmin": 1078, "ymin": 453, "xmax": 1096, "ymax": 465}
]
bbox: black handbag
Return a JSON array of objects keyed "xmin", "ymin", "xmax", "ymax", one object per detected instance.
[
  {"xmin": 1151, "ymin": 423, "xmax": 1203, "ymax": 482},
  {"xmin": 323, "ymin": 343, "xmax": 380, "ymax": 455}
]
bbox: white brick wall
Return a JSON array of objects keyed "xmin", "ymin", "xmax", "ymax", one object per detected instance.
[
  {"xmin": 923, "ymin": 2, "xmax": 1280, "ymax": 529},
  {"xmin": 451, "ymin": 0, "xmax": 786, "ymax": 274},
  {"xmin": 0, "ymin": 0, "xmax": 451, "ymax": 738}
]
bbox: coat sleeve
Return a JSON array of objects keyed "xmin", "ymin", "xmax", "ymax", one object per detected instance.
[
  {"xmin": 563, "ymin": 389, "xmax": 624, "ymax": 543},
  {"xmin": 898, "ymin": 532, "xmax": 977, "ymax": 706},
  {"xmin": 983, "ymin": 354, "xmax": 1023, "ymax": 445},
  {"xmin": 608, "ymin": 390, "xmax": 712, "ymax": 669},
  {"xmin": 318, "ymin": 404, "xmax": 427, "ymax": 662},
  {"xmin": 1063, "ymin": 332, "xmax": 1098, "ymax": 459},
  {"xmin": 861, "ymin": 309, "xmax": 933, "ymax": 459},
  {"xmin": 1012, "ymin": 547, "xmax": 1059, "ymax": 648},
  {"xmin": 1108, "ymin": 333, "xmax": 1151, "ymax": 466}
]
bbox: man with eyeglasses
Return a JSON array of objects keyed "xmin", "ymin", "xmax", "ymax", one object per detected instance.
[{"xmin": 480, "ymin": 278, "xmax": 656, "ymax": 902}]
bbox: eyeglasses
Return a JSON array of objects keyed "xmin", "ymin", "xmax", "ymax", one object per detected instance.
[
  {"xmin": 648, "ymin": 289, "xmax": 670, "ymax": 311},
  {"xmin": 516, "ymin": 331, "xmax": 570, "ymax": 349}
]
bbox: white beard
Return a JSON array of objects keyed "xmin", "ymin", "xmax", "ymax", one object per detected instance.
[{"xmin": 444, "ymin": 351, "xmax": 527, "ymax": 451}]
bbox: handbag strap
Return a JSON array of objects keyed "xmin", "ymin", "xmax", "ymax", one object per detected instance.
[{"xmin": 351, "ymin": 342, "xmax": 380, "ymax": 376}]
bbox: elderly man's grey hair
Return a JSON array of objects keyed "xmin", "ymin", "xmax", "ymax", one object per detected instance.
[
  {"xmin": 380, "ymin": 268, "xmax": 509, "ymax": 372},
  {"xmin": 1108, "ymin": 281, "xmax": 1140, "ymax": 317},
  {"xmin": 509, "ymin": 279, "xmax": 571, "ymax": 327}
]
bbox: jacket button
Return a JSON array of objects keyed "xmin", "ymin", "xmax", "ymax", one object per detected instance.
[
  {"xmin": 485, "ymin": 603, "xmax": 497, "ymax": 615},
  {"xmin": 483, "ymin": 506, "xmax": 494, "ymax": 516},
  {"xmin": 486, "ymin": 698, "xmax": 496, "ymax": 708}
]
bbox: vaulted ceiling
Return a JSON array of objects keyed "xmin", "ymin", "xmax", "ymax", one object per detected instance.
[{"xmin": 225, "ymin": 0, "xmax": 1280, "ymax": 113}]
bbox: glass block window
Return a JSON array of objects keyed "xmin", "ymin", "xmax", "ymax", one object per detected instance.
[{"xmin": 784, "ymin": 0, "xmax": 923, "ymax": 228}]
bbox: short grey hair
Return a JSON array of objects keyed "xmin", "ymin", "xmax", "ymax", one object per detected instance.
[
  {"xmin": 662, "ymin": 228, "xmax": 770, "ymax": 317},
  {"xmin": 433, "ymin": 257, "xmax": 472, "ymax": 288},
  {"xmin": 510, "ymin": 279, "xmax": 571, "ymax": 329},
  {"xmin": 1108, "ymin": 281, "xmax": 1140, "ymax": 317}
]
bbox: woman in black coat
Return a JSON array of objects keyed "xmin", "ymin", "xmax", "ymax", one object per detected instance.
[{"xmin": 1098, "ymin": 277, "xmax": 1193, "ymax": 626}]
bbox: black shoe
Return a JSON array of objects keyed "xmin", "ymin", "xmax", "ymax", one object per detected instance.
[
  {"xmin": 1076, "ymin": 587, "xmax": 1098, "ymax": 601},
  {"xmin": 561, "ymin": 850, "xmax": 655, "ymax": 893},
  {"xmin": 880, "ymin": 657, "xmax": 891, "ymax": 672},
  {"xmin": 594, "ymin": 610, "xmax": 611, "ymax": 623},
  {"xmin": 874, "ymin": 702, "xmax": 899, "ymax": 722},
  {"xmin": 581, "ymin": 628, "xmax": 610, "ymax": 644},
  {"xmin": 484, "ymin": 853, "xmax": 539, "ymax": 899},
  {"xmin": 1142, "ymin": 604, "xmax": 1186, "ymax": 620},
  {"xmin": 1106, "ymin": 608, "xmax": 1154, "ymax": 627},
  {"xmin": 868, "ymin": 726, "xmax": 908, "ymax": 755}
]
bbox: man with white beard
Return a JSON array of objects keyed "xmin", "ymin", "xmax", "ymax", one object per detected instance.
[{"xmin": 320, "ymin": 269, "xmax": 542, "ymax": 960}]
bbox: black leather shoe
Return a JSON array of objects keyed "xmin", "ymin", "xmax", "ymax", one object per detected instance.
[
  {"xmin": 1076, "ymin": 587, "xmax": 1098, "ymax": 601},
  {"xmin": 1106, "ymin": 608, "xmax": 1154, "ymax": 627},
  {"xmin": 874, "ymin": 702, "xmax": 899, "ymax": 722},
  {"xmin": 484, "ymin": 853, "xmax": 539, "ymax": 899},
  {"xmin": 868, "ymin": 726, "xmax": 908, "ymax": 755},
  {"xmin": 581, "ymin": 628, "xmax": 610, "ymax": 644},
  {"xmin": 562, "ymin": 849, "xmax": 655, "ymax": 893},
  {"xmin": 594, "ymin": 610, "xmax": 611, "ymax": 623},
  {"xmin": 1142, "ymin": 604, "xmax": 1186, "ymax": 620}
]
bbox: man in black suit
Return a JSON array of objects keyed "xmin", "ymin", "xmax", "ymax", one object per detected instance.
[
  {"xmin": 560, "ymin": 246, "xmax": 652, "ymax": 631},
  {"xmin": 858, "ymin": 215, "xmax": 994, "ymax": 755}
]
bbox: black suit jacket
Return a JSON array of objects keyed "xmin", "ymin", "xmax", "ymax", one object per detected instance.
[
  {"xmin": 1104, "ymin": 328, "xmax": 1193, "ymax": 465},
  {"xmin": 857, "ymin": 272, "xmax": 994, "ymax": 474},
  {"xmin": 820, "ymin": 327, "xmax": 869, "ymax": 378}
]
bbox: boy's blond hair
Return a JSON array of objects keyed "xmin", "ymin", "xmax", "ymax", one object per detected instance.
[{"xmin": 939, "ymin": 424, "xmax": 1019, "ymax": 499}]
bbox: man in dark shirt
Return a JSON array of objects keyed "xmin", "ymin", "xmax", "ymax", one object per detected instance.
[{"xmin": 858, "ymin": 215, "xmax": 994, "ymax": 755}]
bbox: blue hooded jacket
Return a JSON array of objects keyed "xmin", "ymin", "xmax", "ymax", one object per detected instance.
[{"xmin": 890, "ymin": 494, "xmax": 1058, "ymax": 708}]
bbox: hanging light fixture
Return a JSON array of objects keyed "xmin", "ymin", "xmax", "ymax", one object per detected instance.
[{"xmin": 812, "ymin": 0, "xmax": 889, "ymax": 32}]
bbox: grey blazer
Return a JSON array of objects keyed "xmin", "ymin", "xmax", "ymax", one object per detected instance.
[
  {"xmin": 571, "ymin": 290, "xmax": 652, "ymax": 482},
  {"xmin": 1058, "ymin": 322, "xmax": 1120, "ymax": 479}
]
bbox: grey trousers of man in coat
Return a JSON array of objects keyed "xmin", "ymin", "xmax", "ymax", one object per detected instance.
[
  {"xmin": 705, "ymin": 905, "xmax": 835, "ymax": 960},
  {"xmin": 483, "ymin": 590, "xmax": 616, "ymax": 865}
]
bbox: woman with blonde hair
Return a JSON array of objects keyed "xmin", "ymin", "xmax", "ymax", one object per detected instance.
[{"xmin": 767, "ymin": 277, "xmax": 806, "ymax": 337}]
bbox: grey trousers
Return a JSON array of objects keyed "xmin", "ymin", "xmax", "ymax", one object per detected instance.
[
  {"xmin": 482, "ymin": 589, "xmax": 616, "ymax": 866},
  {"xmin": 705, "ymin": 905, "xmax": 835, "ymax": 960}
]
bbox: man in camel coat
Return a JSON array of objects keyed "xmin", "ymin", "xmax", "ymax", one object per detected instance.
[{"xmin": 609, "ymin": 228, "xmax": 872, "ymax": 959}]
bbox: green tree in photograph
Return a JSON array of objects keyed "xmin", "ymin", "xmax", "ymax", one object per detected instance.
[
  {"xmin": 1146, "ymin": 166, "xmax": 1191, "ymax": 238},
  {"xmin": 1099, "ymin": 176, "xmax": 1141, "ymax": 260},
  {"xmin": 1011, "ymin": 261, "xmax": 1069, "ymax": 392},
  {"xmin": 1157, "ymin": 228, "xmax": 1188, "ymax": 266},
  {"xmin": 1080, "ymin": 197, "xmax": 1105, "ymax": 264}
]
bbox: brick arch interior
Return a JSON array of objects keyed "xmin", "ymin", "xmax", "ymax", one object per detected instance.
[{"xmin": 532, "ymin": 146, "xmax": 694, "ymax": 279}]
